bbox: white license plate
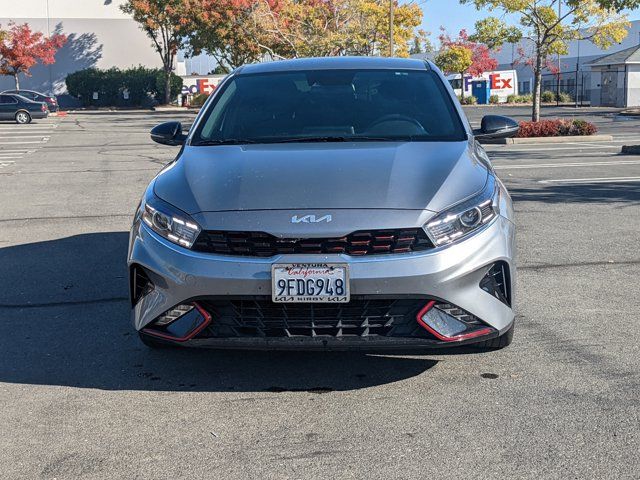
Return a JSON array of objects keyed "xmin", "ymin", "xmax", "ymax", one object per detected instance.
[{"xmin": 272, "ymin": 264, "xmax": 350, "ymax": 303}]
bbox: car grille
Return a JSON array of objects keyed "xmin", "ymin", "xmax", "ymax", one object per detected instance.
[
  {"xmin": 192, "ymin": 228, "xmax": 434, "ymax": 257},
  {"xmin": 198, "ymin": 298, "xmax": 432, "ymax": 338}
]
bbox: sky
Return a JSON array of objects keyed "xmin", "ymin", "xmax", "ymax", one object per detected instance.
[{"xmin": 418, "ymin": 0, "xmax": 640, "ymax": 45}]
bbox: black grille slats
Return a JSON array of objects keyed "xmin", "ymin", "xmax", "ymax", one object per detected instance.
[
  {"xmin": 199, "ymin": 298, "xmax": 430, "ymax": 339},
  {"xmin": 192, "ymin": 228, "xmax": 434, "ymax": 257}
]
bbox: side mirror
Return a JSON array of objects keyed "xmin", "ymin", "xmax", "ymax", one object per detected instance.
[
  {"xmin": 150, "ymin": 121, "xmax": 187, "ymax": 146},
  {"xmin": 474, "ymin": 115, "xmax": 520, "ymax": 141}
]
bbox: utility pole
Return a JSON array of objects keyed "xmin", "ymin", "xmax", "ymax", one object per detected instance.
[
  {"xmin": 557, "ymin": 0, "xmax": 562, "ymax": 106},
  {"xmin": 389, "ymin": 0, "xmax": 395, "ymax": 57},
  {"xmin": 46, "ymin": 0, "xmax": 54, "ymax": 94}
]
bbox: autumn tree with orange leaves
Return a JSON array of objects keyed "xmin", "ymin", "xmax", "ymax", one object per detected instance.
[
  {"xmin": 0, "ymin": 23, "xmax": 66, "ymax": 90},
  {"xmin": 121, "ymin": 0, "xmax": 193, "ymax": 104}
]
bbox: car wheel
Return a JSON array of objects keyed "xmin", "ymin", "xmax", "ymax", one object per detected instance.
[
  {"xmin": 472, "ymin": 322, "xmax": 514, "ymax": 350},
  {"xmin": 138, "ymin": 331, "xmax": 173, "ymax": 349},
  {"xmin": 15, "ymin": 111, "xmax": 31, "ymax": 124}
]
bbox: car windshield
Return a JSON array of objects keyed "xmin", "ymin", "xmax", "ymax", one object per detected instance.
[{"xmin": 192, "ymin": 69, "xmax": 467, "ymax": 145}]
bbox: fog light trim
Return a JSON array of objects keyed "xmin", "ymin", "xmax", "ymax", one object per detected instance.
[
  {"xmin": 416, "ymin": 301, "xmax": 493, "ymax": 342},
  {"xmin": 142, "ymin": 302, "xmax": 211, "ymax": 342}
]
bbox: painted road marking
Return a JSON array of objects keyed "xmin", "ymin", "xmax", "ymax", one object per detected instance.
[
  {"xmin": 539, "ymin": 176, "xmax": 640, "ymax": 184},
  {"xmin": 0, "ymin": 122, "xmax": 57, "ymax": 167},
  {"xmin": 495, "ymin": 159, "xmax": 640, "ymax": 170}
]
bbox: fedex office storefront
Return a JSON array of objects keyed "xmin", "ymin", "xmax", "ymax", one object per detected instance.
[{"xmin": 447, "ymin": 70, "xmax": 518, "ymax": 103}]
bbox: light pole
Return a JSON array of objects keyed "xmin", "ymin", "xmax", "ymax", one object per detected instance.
[
  {"xmin": 557, "ymin": 0, "xmax": 562, "ymax": 106},
  {"xmin": 45, "ymin": 0, "xmax": 54, "ymax": 94},
  {"xmin": 389, "ymin": 0, "xmax": 395, "ymax": 57},
  {"xmin": 575, "ymin": 38, "xmax": 581, "ymax": 108}
]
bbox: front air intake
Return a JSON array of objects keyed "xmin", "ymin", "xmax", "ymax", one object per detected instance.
[
  {"xmin": 480, "ymin": 262, "xmax": 511, "ymax": 307},
  {"xmin": 130, "ymin": 265, "xmax": 154, "ymax": 306}
]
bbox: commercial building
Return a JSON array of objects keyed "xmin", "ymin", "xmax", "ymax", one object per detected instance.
[
  {"xmin": 491, "ymin": 20, "xmax": 640, "ymax": 107},
  {"xmin": 0, "ymin": 1, "xmax": 161, "ymax": 96}
]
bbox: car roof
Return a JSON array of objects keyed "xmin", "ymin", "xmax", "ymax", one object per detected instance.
[
  {"xmin": 237, "ymin": 56, "xmax": 431, "ymax": 75},
  {"xmin": 1, "ymin": 89, "xmax": 43, "ymax": 95}
]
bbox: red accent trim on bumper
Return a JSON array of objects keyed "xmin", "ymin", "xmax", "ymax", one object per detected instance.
[
  {"xmin": 416, "ymin": 301, "xmax": 493, "ymax": 342},
  {"xmin": 141, "ymin": 302, "xmax": 212, "ymax": 342}
]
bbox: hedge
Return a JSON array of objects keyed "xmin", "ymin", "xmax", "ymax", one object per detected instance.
[
  {"xmin": 65, "ymin": 67, "xmax": 183, "ymax": 107},
  {"xmin": 517, "ymin": 119, "xmax": 597, "ymax": 138}
]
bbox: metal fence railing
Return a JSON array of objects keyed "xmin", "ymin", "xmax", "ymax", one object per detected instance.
[{"xmin": 540, "ymin": 71, "xmax": 591, "ymax": 107}]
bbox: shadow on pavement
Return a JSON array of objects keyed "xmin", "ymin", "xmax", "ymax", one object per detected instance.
[
  {"xmin": 510, "ymin": 181, "xmax": 640, "ymax": 204},
  {"xmin": 0, "ymin": 233, "xmax": 438, "ymax": 392}
]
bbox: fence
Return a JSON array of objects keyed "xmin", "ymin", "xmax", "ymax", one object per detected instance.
[{"xmin": 539, "ymin": 71, "xmax": 591, "ymax": 107}]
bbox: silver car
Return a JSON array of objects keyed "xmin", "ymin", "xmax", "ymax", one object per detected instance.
[{"xmin": 128, "ymin": 57, "xmax": 518, "ymax": 350}]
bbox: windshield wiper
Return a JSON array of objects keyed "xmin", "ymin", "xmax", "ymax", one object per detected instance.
[{"xmin": 192, "ymin": 139, "xmax": 258, "ymax": 146}]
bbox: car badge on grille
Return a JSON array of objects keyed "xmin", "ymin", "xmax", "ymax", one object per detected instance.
[{"xmin": 291, "ymin": 214, "xmax": 332, "ymax": 224}]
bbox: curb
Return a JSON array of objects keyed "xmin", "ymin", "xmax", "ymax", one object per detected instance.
[{"xmin": 484, "ymin": 135, "xmax": 613, "ymax": 145}]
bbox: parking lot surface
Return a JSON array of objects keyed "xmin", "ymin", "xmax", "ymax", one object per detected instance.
[{"xmin": 0, "ymin": 107, "xmax": 638, "ymax": 479}]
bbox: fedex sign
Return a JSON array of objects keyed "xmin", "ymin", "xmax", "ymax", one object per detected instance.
[
  {"xmin": 180, "ymin": 75, "xmax": 226, "ymax": 95},
  {"xmin": 450, "ymin": 70, "xmax": 518, "ymax": 102}
]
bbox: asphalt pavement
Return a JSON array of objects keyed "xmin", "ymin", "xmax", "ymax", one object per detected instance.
[{"xmin": 0, "ymin": 107, "xmax": 638, "ymax": 479}]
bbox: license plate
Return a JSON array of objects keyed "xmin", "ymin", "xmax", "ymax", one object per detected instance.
[{"xmin": 271, "ymin": 263, "xmax": 350, "ymax": 303}]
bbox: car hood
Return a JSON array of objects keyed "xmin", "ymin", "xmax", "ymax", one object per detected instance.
[{"xmin": 154, "ymin": 141, "xmax": 488, "ymax": 214}]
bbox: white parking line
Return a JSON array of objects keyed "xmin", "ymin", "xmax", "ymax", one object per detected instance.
[
  {"xmin": 495, "ymin": 159, "xmax": 640, "ymax": 170},
  {"xmin": 487, "ymin": 144, "xmax": 622, "ymax": 152},
  {"xmin": 0, "ymin": 121, "xmax": 57, "ymax": 168},
  {"xmin": 0, "ymin": 135, "xmax": 50, "ymax": 139},
  {"xmin": 539, "ymin": 176, "xmax": 640, "ymax": 184}
]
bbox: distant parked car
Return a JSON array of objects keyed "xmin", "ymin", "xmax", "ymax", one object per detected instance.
[
  {"xmin": 0, "ymin": 94, "xmax": 49, "ymax": 124},
  {"xmin": 1, "ymin": 89, "xmax": 59, "ymax": 112}
]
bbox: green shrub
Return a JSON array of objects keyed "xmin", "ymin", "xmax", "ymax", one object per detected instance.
[
  {"xmin": 556, "ymin": 91, "xmax": 572, "ymax": 103},
  {"xmin": 457, "ymin": 95, "xmax": 478, "ymax": 105},
  {"xmin": 541, "ymin": 90, "xmax": 556, "ymax": 103},
  {"xmin": 190, "ymin": 93, "xmax": 209, "ymax": 107},
  {"xmin": 65, "ymin": 67, "xmax": 183, "ymax": 107},
  {"xmin": 489, "ymin": 95, "xmax": 499, "ymax": 104},
  {"xmin": 506, "ymin": 94, "xmax": 517, "ymax": 103}
]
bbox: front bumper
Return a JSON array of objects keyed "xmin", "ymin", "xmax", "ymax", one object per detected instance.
[{"xmin": 128, "ymin": 216, "xmax": 515, "ymax": 347}]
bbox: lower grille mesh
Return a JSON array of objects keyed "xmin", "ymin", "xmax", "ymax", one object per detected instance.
[{"xmin": 198, "ymin": 298, "xmax": 431, "ymax": 338}]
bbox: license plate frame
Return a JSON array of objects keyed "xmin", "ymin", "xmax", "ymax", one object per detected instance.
[{"xmin": 271, "ymin": 263, "xmax": 350, "ymax": 303}]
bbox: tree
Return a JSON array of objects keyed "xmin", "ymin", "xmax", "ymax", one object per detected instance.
[
  {"xmin": 461, "ymin": 0, "xmax": 632, "ymax": 121},
  {"xmin": 121, "ymin": 0, "xmax": 193, "ymax": 104},
  {"xmin": 184, "ymin": 0, "xmax": 276, "ymax": 71},
  {"xmin": 435, "ymin": 29, "xmax": 497, "ymax": 99},
  {"xmin": 0, "ymin": 23, "xmax": 66, "ymax": 90},
  {"xmin": 183, "ymin": 0, "xmax": 425, "ymax": 65}
]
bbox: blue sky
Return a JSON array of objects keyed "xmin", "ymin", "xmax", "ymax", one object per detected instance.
[{"xmin": 419, "ymin": 0, "xmax": 640, "ymax": 44}]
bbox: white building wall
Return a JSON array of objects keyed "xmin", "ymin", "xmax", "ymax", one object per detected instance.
[
  {"xmin": 0, "ymin": 0, "xmax": 162, "ymax": 98},
  {"xmin": 627, "ymin": 64, "xmax": 640, "ymax": 107}
]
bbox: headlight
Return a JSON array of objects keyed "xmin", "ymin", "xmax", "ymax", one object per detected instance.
[
  {"xmin": 140, "ymin": 192, "xmax": 201, "ymax": 249},
  {"xmin": 424, "ymin": 175, "xmax": 500, "ymax": 247}
]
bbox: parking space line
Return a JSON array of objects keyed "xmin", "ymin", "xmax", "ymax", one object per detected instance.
[
  {"xmin": 495, "ymin": 159, "xmax": 640, "ymax": 170},
  {"xmin": 487, "ymin": 144, "xmax": 622, "ymax": 152},
  {"xmin": 539, "ymin": 176, "xmax": 640, "ymax": 184}
]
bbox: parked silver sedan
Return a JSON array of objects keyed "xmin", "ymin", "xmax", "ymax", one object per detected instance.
[{"xmin": 128, "ymin": 57, "xmax": 518, "ymax": 350}]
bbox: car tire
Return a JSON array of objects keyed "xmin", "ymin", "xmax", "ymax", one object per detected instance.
[
  {"xmin": 472, "ymin": 322, "xmax": 514, "ymax": 350},
  {"xmin": 138, "ymin": 331, "xmax": 173, "ymax": 349},
  {"xmin": 15, "ymin": 111, "xmax": 31, "ymax": 124}
]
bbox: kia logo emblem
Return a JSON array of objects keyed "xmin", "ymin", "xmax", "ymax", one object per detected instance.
[{"xmin": 291, "ymin": 214, "xmax": 332, "ymax": 224}]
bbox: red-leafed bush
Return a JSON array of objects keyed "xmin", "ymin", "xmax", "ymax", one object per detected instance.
[{"xmin": 516, "ymin": 119, "xmax": 597, "ymax": 138}]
